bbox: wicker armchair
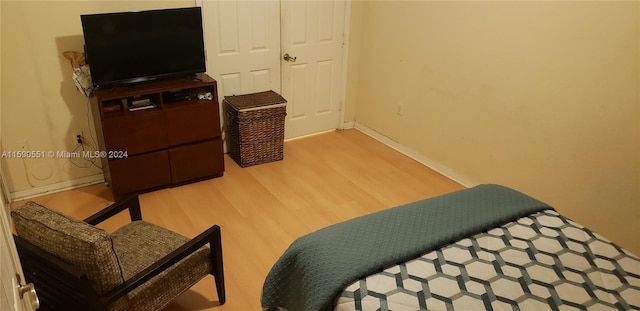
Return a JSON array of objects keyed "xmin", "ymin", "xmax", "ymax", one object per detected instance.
[{"xmin": 11, "ymin": 195, "xmax": 225, "ymax": 311}]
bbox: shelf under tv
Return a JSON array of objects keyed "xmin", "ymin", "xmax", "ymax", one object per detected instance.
[{"xmin": 90, "ymin": 73, "xmax": 225, "ymax": 200}]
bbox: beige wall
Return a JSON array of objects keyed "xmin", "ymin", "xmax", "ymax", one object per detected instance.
[
  {"xmin": 350, "ymin": 1, "xmax": 640, "ymax": 254},
  {"xmin": 0, "ymin": 1, "xmax": 193, "ymax": 195}
]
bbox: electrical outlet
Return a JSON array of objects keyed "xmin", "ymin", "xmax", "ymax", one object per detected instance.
[{"xmin": 73, "ymin": 132, "xmax": 83, "ymax": 145}]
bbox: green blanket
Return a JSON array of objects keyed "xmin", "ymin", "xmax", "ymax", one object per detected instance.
[{"xmin": 261, "ymin": 184, "xmax": 552, "ymax": 311}]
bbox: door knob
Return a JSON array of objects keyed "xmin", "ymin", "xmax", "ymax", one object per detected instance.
[{"xmin": 283, "ymin": 53, "xmax": 297, "ymax": 62}]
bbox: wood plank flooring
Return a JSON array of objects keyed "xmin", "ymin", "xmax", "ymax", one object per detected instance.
[{"xmin": 11, "ymin": 129, "xmax": 464, "ymax": 310}]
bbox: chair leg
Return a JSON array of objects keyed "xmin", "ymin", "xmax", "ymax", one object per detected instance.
[{"xmin": 211, "ymin": 226, "xmax": 226, "ymax": 304}]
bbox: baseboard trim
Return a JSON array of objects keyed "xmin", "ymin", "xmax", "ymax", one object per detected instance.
[
  {"xmin": 341, "ymin": 121, "xmax": 356, "ymax": 129},
  {"xmin": 10, "ymin": 174, "xmax": 105, "ymax": 201},
  {"xmin": 354, "ymin": 122, "xmax": 477, "ymax": 188},
  {"xmin": 285, "ymin": 129, "xmax": 338, "ymax": 142}
]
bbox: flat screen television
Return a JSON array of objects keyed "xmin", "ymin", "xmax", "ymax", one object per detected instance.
[{"xmin": 81, "ymin": 7, "xmax": 206, "ymax": 88}]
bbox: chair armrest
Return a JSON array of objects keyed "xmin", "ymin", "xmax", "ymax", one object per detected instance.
[
  {"xmin": 99, "ymin": 225, "xmax": 222, "ymax": 304},
  {"xmin": 84, "ymin": 194, "xmax": 142, "ymax": 225}
]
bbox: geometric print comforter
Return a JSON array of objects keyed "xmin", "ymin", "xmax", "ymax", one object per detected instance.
[{"xmin": 335, "ymin": 210, "xmax": 640, "ymax": 310}]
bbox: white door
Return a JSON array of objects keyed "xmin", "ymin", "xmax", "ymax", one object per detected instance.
[
  {"xmin": 281, "ymin": 0, "xmax": 346, "ymax": 138},
  {"xmin": 0, "ymin": 176, "xmax": 37, "ymax": 311},
  {"xmin": 201, "ymin": 0, "xmax": 281, "ymax": 99},
  {"xmin": 199, "ymin": 0, "xmax": 347, "ymax": 140}
]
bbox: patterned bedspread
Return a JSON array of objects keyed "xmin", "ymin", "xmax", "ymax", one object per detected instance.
[{"xmin": 335, "ymin": 210, "xmax": 640, "ymax": 310}]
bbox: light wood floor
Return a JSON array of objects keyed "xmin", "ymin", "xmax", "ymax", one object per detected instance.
[{"xmin": 11, "ymin": 129, "xmax": 464, "ymax": 311}]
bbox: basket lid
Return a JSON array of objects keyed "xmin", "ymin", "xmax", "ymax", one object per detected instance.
[{"xmin": 224, "ymin": 90, "xmax": 287, "ymax": 111}]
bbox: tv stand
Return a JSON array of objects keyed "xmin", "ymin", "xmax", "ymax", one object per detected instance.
[{"xmin": 91, "ymin": 73, "xmax": 224, "ymax": 199}]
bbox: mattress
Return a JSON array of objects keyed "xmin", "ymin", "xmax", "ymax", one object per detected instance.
[{"xmin": 335, "ymin": 210, "xmax": 640, "ymax": 310}]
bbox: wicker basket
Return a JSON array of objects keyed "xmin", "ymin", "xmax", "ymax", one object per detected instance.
[{"xmin": 224, "ymin": 91, "xmax": 287, "ymax": 167}]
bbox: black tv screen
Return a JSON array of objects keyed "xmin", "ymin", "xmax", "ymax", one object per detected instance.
[{"xmin": 81, "ymin": 7, "xmax": 206, "ymax": 88}]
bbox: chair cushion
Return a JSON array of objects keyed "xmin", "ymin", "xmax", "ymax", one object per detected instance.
[
  {"xmin": 11, "ymin": 201, "xmax": 124, "ymax": 295},
  {"xmin": 110, "ymin": 221, "xmax": 212, "ymax": 311}
]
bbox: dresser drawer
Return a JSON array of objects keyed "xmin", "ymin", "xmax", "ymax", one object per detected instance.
[
  {"xmin": 165, "ymin": 102, "xmax": 221, "ymax": 146},
  {"xmin": 102, "ymin": 111, "xmax": 168, "ymax": 155},
  {"xmin": 108, "ymin": 150, "xmax": 171, "ymax": 194},
  {"xmin": 169, "ymin": 139, "xmax": 224, "ymax": 183}
]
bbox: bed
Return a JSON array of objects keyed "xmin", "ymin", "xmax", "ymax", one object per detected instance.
[{"xmin": 261, "ymin": 184, "xmax": 639, "ymax": 311}]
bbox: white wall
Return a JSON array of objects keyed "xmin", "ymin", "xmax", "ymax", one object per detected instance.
[{"xmin": 350, "ymin": 1, "xmax": 640, "ymax": 254}]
